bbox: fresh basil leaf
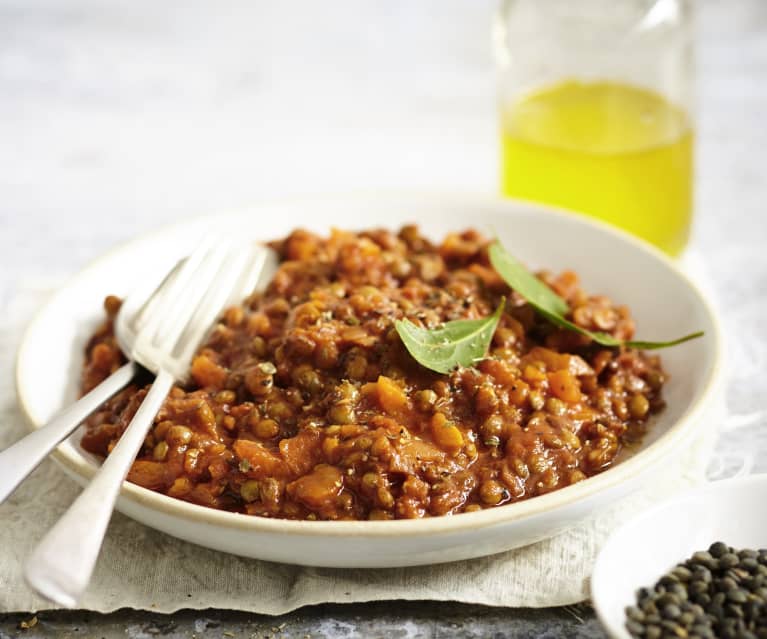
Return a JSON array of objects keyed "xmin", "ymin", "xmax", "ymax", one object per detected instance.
[
  {"xmin": 488, "ymin": 241, "xmax": 569, "ymax": 316},
  {"xmin": 488, "ymin": 241, "xmax": 703, "ymax": 349},
  {"xmin": 534, "ymin": 305, "xmax": 704, "ymax": 350},
  {"xmin": 395, "ymin": 299, "xmax": 505, "ymax": 374},
  {"xmin": 621, "ymin": 333, "xmax": 705, "ymax": 350}
]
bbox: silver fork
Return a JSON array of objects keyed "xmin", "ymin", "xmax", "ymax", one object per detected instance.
[
  {"xmin": 0, "ymin": 252, "xmax": 189, "ymax": 506},
  {"xmin": 23, "ymin": 239, "xmax": 278, "ymax": 608},
  {"xmin": 0, "ymin": 240, "xmax": 224, "ymax": 504}
]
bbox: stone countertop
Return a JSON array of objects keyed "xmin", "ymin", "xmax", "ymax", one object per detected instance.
[
  {"xmin": 1, "ymin": 603, "xmax": 604, "ymax": 639},
  {"xmin": 1, "ymin": 0, "xmax": 765, "ymax": 636}
]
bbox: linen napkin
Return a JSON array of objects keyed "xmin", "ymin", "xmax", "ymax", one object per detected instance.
[{"xmin": 0, "ymin": 278, "xmax": 720, "ymax": 614}]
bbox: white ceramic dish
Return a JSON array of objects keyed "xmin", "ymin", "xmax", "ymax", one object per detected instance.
[
  {"xmin": 592, "ymin": 474, "xmax": 767, "ymax": 639},
  {"xmin": 15, "ymin": 193, "xmax": 724, "ymax": 567}
]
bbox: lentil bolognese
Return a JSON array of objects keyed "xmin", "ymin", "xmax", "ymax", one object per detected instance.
[{"xmin": 80, "ymin": 226, "xmax": 666, "ymax": 520}]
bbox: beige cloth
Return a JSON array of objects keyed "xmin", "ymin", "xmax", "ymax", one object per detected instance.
[{"xmin": 0, "ymin": 283, "xmax": 717, "ymax": 614}]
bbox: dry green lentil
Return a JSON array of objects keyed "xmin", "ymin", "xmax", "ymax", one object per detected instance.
[{"xmin": 627, "ymin": 542, "xmax": 767, "ymax": 639}]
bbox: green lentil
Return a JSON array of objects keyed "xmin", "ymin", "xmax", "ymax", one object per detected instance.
[{"xmin": 627, "ymin": 542, "xmax": 767, "ymax": 639}]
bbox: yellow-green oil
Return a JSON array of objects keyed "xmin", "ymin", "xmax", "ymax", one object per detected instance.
[{"xmin": 500, "ymin": 81, "xmax": 693, "ymax": 255}]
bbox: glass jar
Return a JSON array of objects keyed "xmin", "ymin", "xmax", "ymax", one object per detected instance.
[{"xmin": 495, "ymin": 0, "xmax": 694, "ymax": 256}]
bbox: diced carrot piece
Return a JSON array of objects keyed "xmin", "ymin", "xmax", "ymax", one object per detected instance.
[
  {"xmin": 508, "ymin": 379, "xmax": 530, "ymax": 407},
  {"xmin": 524, "ymin": 346, "xmax": 594, "ymax": 376},
  {"xmin": 523, "ymin": 365, "xmax": 547, "ymax": 384},
  {"xmin": 167, "ymin": 477, "xmax": 192, "ymax": 498},
  {"xmin": 232, "ymin": 439, "xmax": 288, "ymax": 479},
  {"xmin": 360, "ymin": 382, "xmax": 379, "ymax": 399},
  {"xmin": 287, "ymin": 464, "xmax": 343, "ymax": 511},
  {"xmin": 279, "ymin": 429, "xmax": 321, "ymax": 476},
  {"xmin": 377, "ymin": 375, "xmax": 409, "ymax": 415},
  {"xmin": 190, "ymin": 354, "xmax": 228, "ymax": 389},
  {"xmin": 430, "ymin": 412, "xmax": 464, "ymax": 454},
  {"xmin": 390, "ymin": 439, "xmax": 445, "ymax": 475},
  {"xmin": 127, "ymin": 460, "xmax": 170, "ymax": 490},
  {"xmin": 524, "ymin": 347, "xmax": 570, "ymax": 372},
  {"xmin": 480, "ymin": 358, "xmax": 519, "ymax": 388},
  {"xmin": 548, "ymin": 370, "xmax": 582, "ymax": 403}
]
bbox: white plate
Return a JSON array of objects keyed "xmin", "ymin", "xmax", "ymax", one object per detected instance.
[
  {"xmin": 592, "ymin": 475, "xmax": 767, "ymax": 639},
  {"xmin": 15, "ymin": 193, "xmax": 725, "ymax": 567}
]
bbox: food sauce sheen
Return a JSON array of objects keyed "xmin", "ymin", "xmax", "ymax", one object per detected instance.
[{"xmin": 501, "ymin": 81, "xmax": 693, "ymax": 256}]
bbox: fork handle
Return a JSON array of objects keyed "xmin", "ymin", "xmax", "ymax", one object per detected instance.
[
  {"xmin": 0, "ymin": 362, "xmax": 137, "ymax": 505},
  {"xmin": 24, "ymin": 368, "xmax": 174, "ymax": 608}
]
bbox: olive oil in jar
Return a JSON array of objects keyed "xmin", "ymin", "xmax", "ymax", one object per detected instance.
[{"xmin": 500, "ymin": 81, "xmax": 693, "ymax": 256}]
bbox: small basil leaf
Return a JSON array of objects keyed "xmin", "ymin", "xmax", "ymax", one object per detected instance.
[
  {"xmin": 622, "ymin": 333, "xmax": 705, "ymax": 350},
  {"xmin": 395, "ymin": 299, "xmax": 505, "ymax": 374},
  {"xmin": 488, "ymin": 240, "xmax": 703, "ymax": 350},
  {"xmin": 488, "ymin": 241, "xmax": 569, "ymax": 316},
  {"xmin": 535, "ymin": 305, "xmax": 704, "ymax": 350}
]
